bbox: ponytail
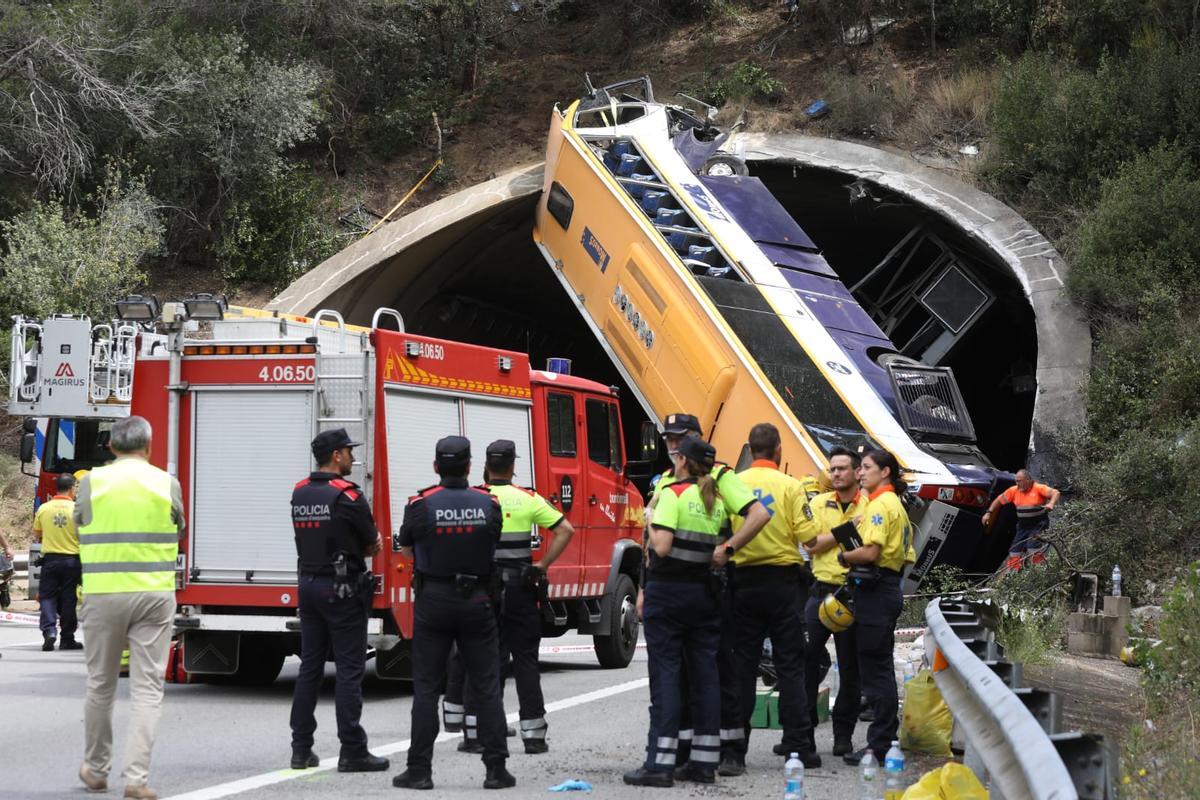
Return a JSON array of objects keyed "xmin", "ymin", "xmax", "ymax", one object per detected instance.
[{"xmin": 685, "ymin": 457, "xmax": 719, "ymax": 514}]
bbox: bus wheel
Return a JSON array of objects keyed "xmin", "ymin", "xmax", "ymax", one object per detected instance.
[{"xmin": 593, "ymin": 574, "xmax": 639, "ymax": 668}]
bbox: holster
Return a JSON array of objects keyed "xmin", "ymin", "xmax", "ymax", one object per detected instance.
[
  {"xmin": 331, "ymin": 552, "xmax": 356, "ymax": 601},
  {"xmin": 519, "ymin": 563, "xmax": 544, "ymax": 589},
  {"xmin": 707, "ymin": 566, "xmax": 729, "ymax": 600},
  {"xmin": 454, "ymin": 573, "xmax": 481, "ymax": 599}
]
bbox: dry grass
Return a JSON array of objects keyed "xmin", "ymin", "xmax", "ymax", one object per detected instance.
[{"xmin": 904, "ymin": 69, "xmax": 995, "ymax": 154}]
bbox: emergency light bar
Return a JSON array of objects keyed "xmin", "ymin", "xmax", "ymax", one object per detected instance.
[
  {"xmin": 115, "ymin": 294, "xmax": 160, "ymax": 322},
  {"xmin": 183, "ymin": 343, "xmax": 317, "ymax": 356}
]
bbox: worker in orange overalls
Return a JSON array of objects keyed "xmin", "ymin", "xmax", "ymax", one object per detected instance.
[{"xmin": 983, "ymin": 469, "xmax": 1060, "ymax": 568}]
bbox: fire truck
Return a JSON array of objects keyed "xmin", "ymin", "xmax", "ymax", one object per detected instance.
[{"xmin": 10, "ymin": 302, "xmax": 646, "ymax": 683}]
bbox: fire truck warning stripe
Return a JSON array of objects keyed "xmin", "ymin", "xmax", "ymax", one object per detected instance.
[{"xmin": 159, "ymin": 676, "xmax": 651, "ymax": 800}]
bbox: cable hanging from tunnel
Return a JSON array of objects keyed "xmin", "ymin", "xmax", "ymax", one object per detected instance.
[{"xmin": 364, "ymin": 112, "xmax": 444, "ymax": 238}]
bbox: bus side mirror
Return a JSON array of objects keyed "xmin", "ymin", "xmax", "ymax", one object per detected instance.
[
  {"xmin": 639, "ymin": 420, "xmax": 659, "ymax": 461},
  {"xmin": 19, "ymin": 433, "xmax": 36, "ymax": 476}
]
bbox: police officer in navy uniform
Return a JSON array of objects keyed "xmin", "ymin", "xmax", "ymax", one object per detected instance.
[
  {"xmin": 393, "ymin": 436, "xmax": 516, "ymax": 791},
  {"xmin": 289, "ymin": 428, "xmax": 389, "ymax": 773}
]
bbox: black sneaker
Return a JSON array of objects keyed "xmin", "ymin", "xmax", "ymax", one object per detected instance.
[
  {"xmin": 523, "ymin": 740, "xmax": 548, "ymax": 755},
  {"xmin": 483, "ymin": 765, "xmax": 516, "ymax": 789},
  {"xmin": 42, "ymin": 637, "xmax": 55, "ymax": 651},
  {"xmin": 458, "ymin": 739, "xmax": 485, "ymax": 754},
  {"xmin": 833, "ymin": 737, "xmax": 853, "ymax": 756},
  {"xmin": 392, "ymin": 770, "xmax": 434, "ymax": 790},
  {"xmin": 60, "ymin": 638, "xmax": 83, "ymax": 651},
  {"xmin": 290, "ymin": 750, "xmax": 319, "ymax": 769},
  {"xmin": 843, "ymin": 748, "xmax": 869, "ymax": 766},
  {"xmin": 718, "ymin": 755, "xmax": 746, "ymax": 776},
  {"xmin": 623, "ymin": 767, "xmax": 673, "ymax": 787},
  {"xmin": 674, "ymin": 763, "xmax": 715, "ymax": 784},
  {"xmin": 337, "ymin": 753, "xmax": 389, "ymax": 772}
]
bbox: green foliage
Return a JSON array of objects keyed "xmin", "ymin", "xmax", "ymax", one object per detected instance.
[
  {"xmin": 818, "ymin": 69, "xmax": 900, "ymax": 138},
  {"xmin": 1121, "ymin": 564, "xmax": 1200, "ymax": 799},
  {"xmin": 0, "ymin": 168, "xmax": 162, "ymax": 321},
  {"xmin": 696, "ymin": 62, "xmax": 785, "ymax": 107},
  {"xmin": 990, "ymin": 565, "xmax": 1068, "ymax": 664},
  {"xmin": 216, "ymin": 165, "xmax": 341, "ymax": 289},
  {"xmin": 985, "ymin": 44, "xmax": 1200, "ymax": 214}
]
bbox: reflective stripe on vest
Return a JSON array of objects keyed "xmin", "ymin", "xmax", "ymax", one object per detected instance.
[
  {"xmin": 1015, "ymin": 504, "xmax": 1047, "ymax": 519},
  {"xmin": 79, "ymin": 459, "xmax": 178, "ymax": 594},
  {"xmin": 666, "ymin": 527, "xmax": 721, "ymax": 564}
]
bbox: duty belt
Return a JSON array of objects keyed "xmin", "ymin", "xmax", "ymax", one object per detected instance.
[{"xmin": 734, "ymin": 564, "xmax": 801, "ymax": 583}]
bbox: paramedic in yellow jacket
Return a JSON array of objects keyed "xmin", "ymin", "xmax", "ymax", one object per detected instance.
[
  {"xmin": 801, "ymin": 446, "xmax": 869, "ymax": 756},
  {"xmin": 728, "ymin": 423, "xmax": 822, "ymax": 771},
  {"xmin": 73, "ymin": 416, "xmax": 184, "ymax": 799},
  {"xmin": 835, "ymin": 449, "xmax": 915, "ymax": 765}
]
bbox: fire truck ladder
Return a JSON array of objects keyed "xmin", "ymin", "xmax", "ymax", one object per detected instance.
[
  {"xmin": 9, "ymin": 317, "xmax": 43, "ymax": 404},
  {"xmin": 89, "ymin": 323, "xmax": 137, "ymax": 404}
]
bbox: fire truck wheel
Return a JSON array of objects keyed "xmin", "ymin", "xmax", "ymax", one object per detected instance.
[
  {"xmin": 232, "ymin": 638, "xmax": 285, "ymax": 686},
  {"xmin": 593, "ymin": 574, "xmax": 639, "ymax": 669}
]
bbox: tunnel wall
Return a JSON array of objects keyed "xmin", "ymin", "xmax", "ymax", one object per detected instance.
[{"xmin": 269, "ymin": 138, "xmax": 1089, "ymax": 481}]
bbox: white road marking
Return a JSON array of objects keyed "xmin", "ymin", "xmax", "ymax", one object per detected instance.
[
  {"xmin": 161, "ymin": 676, "xmax": 649, "ymax": 800},
  {"xmin": 0, "ymin": 638, "xmax": 50, "ymax": 649}
]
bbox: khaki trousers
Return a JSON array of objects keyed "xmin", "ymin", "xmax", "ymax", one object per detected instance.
[{"xmin": 81, "ymin": 591, "xmax": 175, "ymax": 785}]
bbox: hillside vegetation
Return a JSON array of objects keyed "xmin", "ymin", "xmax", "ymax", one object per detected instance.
[{"xmin": 2, "ymin": 1, "xmax": 1200, "ymax": 791}]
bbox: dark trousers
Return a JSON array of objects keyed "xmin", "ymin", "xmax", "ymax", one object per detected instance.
[
  {"xmin": 678, "ymin": 581, "xmax": 742, "ymax": 762},
  {"xmin": 642, "ymin": 581, "xmax": 720, "ymax": 774},
  {"xmin": 733, "ymin": 573, "xmax": 811, "ymax": 755},
  {"xmin": 409, "ymin": 581, "xmax": 508, "ymax": 775},
  {"xmin": 1012, "ymin": 515, "xmax": 1049, "ymax": 553},
  {"xmin": 804, "ymin": 592, "xmax": 861, "ymax": 741},
  {"xmin": 290, "ymin": 575, "xmax": 370, "ymax": 757},
  {"xmin": 38, "ymin": 554, "xmax": 81, "ymax": 640},
  {"xmin": 854, "ymin": 575, "xmax": 904, "ymax": 755},
  {"xmin": 451, "ymin": 578, "xmax": 547, "ymax": 744}
]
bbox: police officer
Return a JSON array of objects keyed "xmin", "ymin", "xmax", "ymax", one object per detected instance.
[
  {"xmin": 452, "ymin": 439, "xmax": 574, "ymax": 755},
  {"xmin": 729, "ymin": 423, "xmax": 820, "ymax": 771},
  {"xmin": 643, "ymin": 413, "xmax": 769, "ymax": 776},
  {"xmin": 393, "ymin": 436, "xmax": 515, "ymax": 791},
  {"xmin": 289, "ymin": 428, "xmax": 388, "ymax": 773},
  {"xmin": 801, "ymin": 446, "xmax": 868, "ymax": 756},
  {"xmin": 836, "ymin": 449, "xmax": 915, "ymax": 765},
  {"xmin": 625, "ymin": 436, "xmax": 736, "ymax": 787}
]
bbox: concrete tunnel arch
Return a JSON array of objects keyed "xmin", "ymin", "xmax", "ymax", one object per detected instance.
[{"xmin": 269, "ymin": 136, "xmax": 1090, "ymax": 479}]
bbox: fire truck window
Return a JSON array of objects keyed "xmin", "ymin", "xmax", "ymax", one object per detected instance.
[
  {"xmin": 547, "ymin": 393, "xmax": 576, "ymax": 457},
  {"xmin": 607, "ymin": 403, "xmax": 623, "ymax": 467},
  {"xmin": 46, "ymin": 418, "xmax": 115, "ymax": 472},
  {"xmin": 585, "ymin": 399, "xmax": 615, "ymax": 469}
]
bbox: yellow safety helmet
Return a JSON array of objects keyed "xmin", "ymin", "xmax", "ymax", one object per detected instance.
[
  {"xmin": 818, "ymin": 590, "xmax": 855, "ymax": 633},
  {"xmin": 73, "ymin": 469, "xmax": 89, "ymax": 482}
]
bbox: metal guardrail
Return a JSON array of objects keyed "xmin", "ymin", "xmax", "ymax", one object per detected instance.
[{"xmin": 924, "ymin": 597, "xmax": 1116, "ymax": 800}]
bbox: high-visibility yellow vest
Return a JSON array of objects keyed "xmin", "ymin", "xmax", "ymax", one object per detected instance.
[{"xmin": 79, "ymin": 458, "xmax": 178, "ymax": 594}]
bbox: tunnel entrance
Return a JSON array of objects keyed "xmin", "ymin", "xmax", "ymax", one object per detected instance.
[{"xmin": 303, "ymin": 162, "xmax": 1038, "ymax": 473}]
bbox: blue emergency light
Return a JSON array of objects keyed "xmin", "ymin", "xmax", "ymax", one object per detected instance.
[{"xmin": 546, "ymin": 357, "xmax": 572, "ymax": 375}]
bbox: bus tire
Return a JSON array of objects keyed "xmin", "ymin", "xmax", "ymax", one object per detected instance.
[{"xmin": 593, "ymin": 574, "xmax": 639, "ymax": 668}]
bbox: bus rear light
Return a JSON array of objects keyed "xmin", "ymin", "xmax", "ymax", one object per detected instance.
[{"xmin": 917, "ymin": 484, "xmax": 989, "ymax": 508}]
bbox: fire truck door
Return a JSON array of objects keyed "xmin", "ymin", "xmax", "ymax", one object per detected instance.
[
  {"xmin": 539, "ymin": 390, "xmax": 582, "ymax": 590},
  {"xmin": 579, "ymin": 397, "xmax": 625, "ymax": 596}
]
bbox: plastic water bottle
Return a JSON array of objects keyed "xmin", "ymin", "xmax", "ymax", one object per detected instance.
[
  {"xmin": 884, "ymin": 741, "xmax": 906, "ymax": 800},
  {"xmin": 902, "ymin": 660, "xmax": 916, "ymax": 683},
  {"xmin": 784, "ymin": 752, "xmax": 804, "ymax": 800},
  {"xmin": 1111, "ymin": 565, "xmax": 1122, "ymax": 597},
  {"xmin": 859, "ymin": 748, "xmax": 880, "ymax": 800}
]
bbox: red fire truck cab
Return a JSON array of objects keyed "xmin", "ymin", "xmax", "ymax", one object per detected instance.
[{"xmin": 10, "ymin": 306, "xmax": 646, "ymax": 682}]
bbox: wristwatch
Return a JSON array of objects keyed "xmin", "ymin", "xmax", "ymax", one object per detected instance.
[{"xmin": 723, "ymin": 545, "xmax": 735, "ymax": 559}]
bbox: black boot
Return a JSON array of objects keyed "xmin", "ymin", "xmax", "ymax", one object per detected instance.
[
  {"xmin": 833, "ymin": 736, "xmax": 854, "ymax": 756},
  {"xmin": 42, "ymin": 637, "xmax": 55, "ymax": 651},
  {"xmin": 392, "ymin": 770, "xmax": 434, "ymax": 790},
  {"xmin": 458, "ymin": 738, "xmax": 485, "ymax": 754},
  {"xmin": 60, "ymin": 637, "xmax": 83, "ymax": 651},
  {"xmin": 337, "ymin": 753, "xmax": 389, "ymax": 772},
  {"xmin": 290, "ymin": 750, "xmax": 319, "ymax": 769},
  {"xmin": 718, "ymin": 754, "xmax": 746, "ymax": 776},
  {"xmin": 623, "ymin": 767, "xmax": 673, "ymax": 787},
  {"xmin": 483, "ymin": 764, "xmax": 516, "ymax": 789}
]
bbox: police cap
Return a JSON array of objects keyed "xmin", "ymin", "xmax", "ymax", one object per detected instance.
[
  {"xmin": 435, "ymin": 435, "xmax": 471, "ymax": 468},
  {"xmin": 662, "ymin": 413, "xmax": 702, "ymax": 436},
  {"xmin": 312, "ymin": 428, "xmax": 362, "ymax": 461},
  {"xmin": 677, "ymin": 436, "xmax": 716, "ymax": 469},
  {"xmin": 485, "ymin": 439, "xmax": 518, "ymax": 467}
]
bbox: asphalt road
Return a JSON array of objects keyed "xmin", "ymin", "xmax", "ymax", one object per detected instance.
[{"xmin": 0, "ymin": 617, "xmax": 865, "ymax": 799}]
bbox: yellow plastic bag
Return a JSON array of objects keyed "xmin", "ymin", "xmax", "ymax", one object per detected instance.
[
  {"xmin": 901, "ymin": 763, "xmax": 988, "ymax": 799},
  {"xmin": 899, "ymin": 669, "xmax": 953, "ymax": 756}
]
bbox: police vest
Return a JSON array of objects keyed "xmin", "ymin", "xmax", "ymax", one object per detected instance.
[
  {"xmin": 79, "ymin": 458, "xmax": 178, "ymax": 594},
  {"xmin": 292, "ymin": 474, "xmax": 368, "ymax": 575},
  {"xmin": 408, "ymin": 482, "xmax": 501, "ymax": 578},
  {"xmin": 486, "ymin": 481, "xmax": 564, "ymax": 564},
  {"xmin": 647, "ymin": 478, "xmax": 724, "ymax": 583}
]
